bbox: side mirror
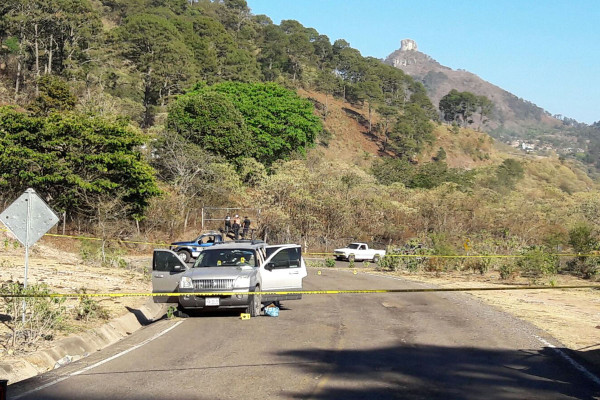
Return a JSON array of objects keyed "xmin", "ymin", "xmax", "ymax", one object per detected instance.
[{"xmin": 265, "ymin": 262, "xmax": 275, "ymax": 271}]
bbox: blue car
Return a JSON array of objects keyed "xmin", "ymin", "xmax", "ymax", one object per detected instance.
[{"xmin": 170, "ymin": 231, "xmax": 224, "ymax": 263}]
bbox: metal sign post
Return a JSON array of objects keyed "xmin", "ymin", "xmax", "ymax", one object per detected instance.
[{"xmin": 0, "ymin": 188, "xmax": 60, "ymax": 322}]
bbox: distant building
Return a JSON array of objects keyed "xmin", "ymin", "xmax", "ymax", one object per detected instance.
[{"xmin": 521, "ymin": 142, "xmax": 535, "ymax": 152}]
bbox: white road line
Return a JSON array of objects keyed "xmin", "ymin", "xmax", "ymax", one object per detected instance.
[
  {"xmin": 12, "ymin": 320, "xmax": 184, "ymax": 400},
  {"xmin": 534, "ymin": 335, "xmax": 600, "ymax": 387}
]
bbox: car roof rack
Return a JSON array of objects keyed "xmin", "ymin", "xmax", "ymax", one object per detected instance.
[
  {"xmin": 231, "ymin": 239, "xmax": 265, "ymax": 244},
  {"xmin": 209, "ymin": 239, "xmax": 265, "ymax": 246}
]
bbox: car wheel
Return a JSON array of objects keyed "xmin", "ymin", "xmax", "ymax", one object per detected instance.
[
  {"xmin": 177, "ymin": 250, "xmax": 191, "ymax": 263},
  {"xmin": 175, "ymin": 305, "xmax": 189, "ymax": 318},
  {"xmin": 348, "ymin": 254, "xmax": 355, "ymax": 263},
  {"xmin": 373, "ymin": 254, "xmax": 381, "ymax": 263},
  {"xmin": 249, "ymin": 286, "xmax": 261, "ymax": 317}
]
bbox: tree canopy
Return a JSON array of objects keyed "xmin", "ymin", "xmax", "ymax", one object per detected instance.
[
  {"xmin": 0, "ymin": 107, "xmax": 160, "ymax": 218},
  {"xmin": 439, "ymin": 89, "xmax": 493, "ymax": 127},
  {"xmin": 168, "ymin": 82, "xmax": 323, "ymax": 165}
]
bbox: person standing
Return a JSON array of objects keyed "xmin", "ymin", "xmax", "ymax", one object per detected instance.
[
  {"xmin": 242, "ymin": 216, "xmax": 251, "ymax": 238},
  {"xmin": 232, "ymin": 214, "xmax": 241, "ymax": 240},
  {"xmin": 224, "ymin": 215, "xmax": 231, "ymax": 234}
]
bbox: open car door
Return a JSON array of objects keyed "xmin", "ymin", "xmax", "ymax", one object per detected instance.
[
  {"xmin": 261, "ymin": 245, "xmax": 305, "ymax": 298},
  {"xmin": 152, "ymin": 249, "xmax": 188, "ymax": 303}
]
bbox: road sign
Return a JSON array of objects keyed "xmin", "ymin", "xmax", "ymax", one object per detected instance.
[
  {"xmin": 0, "ymin": 188, "xmax": 60, "ymax": 322},
  {"xmin": 0, "ymin": 188, "xmax": 59, "ymax": 246}
]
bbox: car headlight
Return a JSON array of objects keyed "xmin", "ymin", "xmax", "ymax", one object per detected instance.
[
  {"xmin": 180, "ymin": 276, "xmax": 193, "ymax": 289},
  {"xmin": 234, "ymin": 276, "xmax": 250, "ymax": 289}
]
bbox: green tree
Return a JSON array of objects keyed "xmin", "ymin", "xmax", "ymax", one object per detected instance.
[
  {"xmin": 27, "ymin": 75, "xmax": 76, "ymax": 116},
  {"xmin": 167, "ymin": 91, "xmax": 252, "ymax": 161},
  {"xmin": 388, "ymin": 103, "xmax": 435, "ymax": 158},
  {"xmin": 494, "ymin": 158, "xmax": 524, "ymax": 191},
  {"xmin": 0, "ymin": 106, "xmax": 160, "ymax": 219},
  {"xmin": 1, "ymin": 0, "xmax": 101, "ymax": 94},
  {"xmin": 194, "ymin": 82, "xmax": 322, "ymax": 165},
  {"xmin": 114, "ymin": 13, "xmax": 194, "ymax": 126},
  {"xmin": 439, "ymin": 89, "xmax": 492, "ymax": 127}
]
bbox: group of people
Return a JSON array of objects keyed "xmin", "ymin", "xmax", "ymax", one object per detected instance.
[{"xmin": 224, "ymin": 214, "xmax": 251, "ymax": 240}]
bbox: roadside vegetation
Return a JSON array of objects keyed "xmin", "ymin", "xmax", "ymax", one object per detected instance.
[
  {"xmin": 0, "ymin": 0, "xmax": 599, "ymax": 362},
  {"xmin": 0, "ymin": 0, "xmax": 599, "ymax": 298}
]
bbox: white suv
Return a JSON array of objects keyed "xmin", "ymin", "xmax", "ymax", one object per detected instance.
[{"xmin": 152, "ymin": 240, "xmax": 307, "ymax": 317}]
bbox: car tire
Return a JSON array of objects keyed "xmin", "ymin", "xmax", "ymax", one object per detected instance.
[
  {"xmin": 373, "ymin": 254, "xmax": 381, "ymax": 263},
  {"xmin": 348, "ymin": 254, "xmax": 355, "ymax": 263},
  {"xmin": 177, "ymin": 250, "xmax": 191, "ymax": 263},
  {"xmin": 249, "ymin": 286, "xmax": 261, "ymax": 317},
  {"xmin": 175, "ymin": 306, "xmax": 189, "ymax": 318}
]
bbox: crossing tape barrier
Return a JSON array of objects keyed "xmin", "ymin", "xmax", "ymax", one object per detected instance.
[
  {"xmin": 304, "ymin": 252, "xmax": 600, "ymax": 258},
  {"xmin": 1, "ymin": 285, "xmax": 599, "ymax": 299},
  {"xmin": 3, "ymin": 227, "xmax": 600, "ymax": 258}
]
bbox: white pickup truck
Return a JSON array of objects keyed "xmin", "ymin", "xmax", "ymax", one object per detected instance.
[{"xmin": 333, "ymin": 243, "xmax": 386, "ymax": 262}]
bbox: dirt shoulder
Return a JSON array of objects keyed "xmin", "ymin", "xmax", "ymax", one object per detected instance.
[{"xmin": 0, "ymin": 239, "xmax": 151, "ymax": 361}]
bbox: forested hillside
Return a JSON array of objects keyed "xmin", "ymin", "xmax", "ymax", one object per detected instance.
[
  {"xmin": 0, "ymin": 0, "xmax": 599, "ymax": 280},
  {"xmin": 385, "ymin": 41, "xmax": 600, "ymax": 167}
]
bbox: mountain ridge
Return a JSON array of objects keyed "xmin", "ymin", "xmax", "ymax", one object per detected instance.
[{"xmin": 384, "ymin": 39, "xmax": 561, "ymax": 134}]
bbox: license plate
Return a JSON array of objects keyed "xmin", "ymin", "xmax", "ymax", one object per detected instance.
[{"xmin": 205, "ymin": 297, "xmax": 220, "ymax": 306}]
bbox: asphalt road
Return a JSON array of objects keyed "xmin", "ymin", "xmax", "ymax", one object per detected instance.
[{"xmin": 9, "ymin": 268, "xmax": 600, "ymax": 399}]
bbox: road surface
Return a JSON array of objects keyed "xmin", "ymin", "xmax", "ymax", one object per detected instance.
[{"xmin": 9, "ymin": 268, "xmax": 600, "ymax": 399}]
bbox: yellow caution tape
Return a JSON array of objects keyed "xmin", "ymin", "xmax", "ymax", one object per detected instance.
[
  {"xmin": 2, "ymin": 285, "xmax": 598, "ymax": 298},
  {"xmin": 305, "ymin": 252, "xmax": 600, "ymax": 258},
  {"xmin": 43, "ymin": 233, "xmax": 169, "ymax": 247},
  {"xmin": 4, "ymin": 227, "xmax": 600, "ymax": 258},
  {"xmin": 1, "ymin": 227, "xmax": 169, "ymax": 247}
]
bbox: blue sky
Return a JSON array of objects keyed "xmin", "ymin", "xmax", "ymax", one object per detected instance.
[{"xmin": 247, "ymin": 0, "xmax": 599, "ymax": 124}]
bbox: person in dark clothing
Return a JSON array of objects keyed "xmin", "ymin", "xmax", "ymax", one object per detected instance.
[
  {"xmin": 224, "ymin": 215, "xmax": 231, "ymax": 234},
  {"xmin": 232, "ymin": 214, "xmax": 241, "ymax": 240},
  {"xmin": 242, "ymin": 216, "xmax": 251, "ymax": 238}
]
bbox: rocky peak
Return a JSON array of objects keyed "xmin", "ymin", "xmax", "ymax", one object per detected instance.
[
  {"xmin": 400, "ymin": 39, "xmax": 418, "ymax": 52},
  {"xmin": 385, "ymin": 39, "xmax": 438, "ymax": 70}
]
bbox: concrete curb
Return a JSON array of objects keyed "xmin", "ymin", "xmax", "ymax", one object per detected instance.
[{"xmin": 0, "ymin": 300, "xmax": 167, "ymax": 384}]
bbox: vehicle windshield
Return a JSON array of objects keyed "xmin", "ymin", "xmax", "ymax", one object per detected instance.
[
  {"xmin": 193, "ymin": 248, "xmax": 257, "ymax": 268},
  {"xmin": 347, "ymin": 243, "xmax": 360, "ymax": 249}
]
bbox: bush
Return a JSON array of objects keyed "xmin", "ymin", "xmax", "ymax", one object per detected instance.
[
  {"xmin": 305, "ymin": 259, "xmax": 325, "ymax": 269},
  {"xmin": 568, "ymin": 223, "xmax": 596, "ymax": 254},
  {"xmin": 464, "ymin": 256, "xmax": 492, "ymax": 275},
  {"xmin": 516, "ymin": 247, "xmax": 558, "ymax": 283},
  {"xmin": 566, "ymin": 258, "xmax": 599, "ymax": 280},
  {"xmin": 80, "ymin": 240, "xmax": 128, "ymax": 268},
  {"xmin": 499, "ymin": 262, "xmax": 518, "ymax": 280},
  {"xmin": 0, "ymin": 282, "xmax": 67, "ymax": 351},
  {"xmin": 324, "ymin": 258, "xmax": 336, "ymax": 268},
  {"xmin": 74, "ymin": 289, "xmax": 110, "ymax": 322},
  {"xmin": 377, "ymin": 247, "xmax": 401, "ymax": 271}
]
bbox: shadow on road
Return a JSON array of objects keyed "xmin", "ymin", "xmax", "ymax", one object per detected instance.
[
  {"xmin": 9, "ymin": 344, "xmax": 600, "ymax": 399},
  {"xmin": 278, "ymin": 343, "xmax": 600, "ymax": 399}
]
